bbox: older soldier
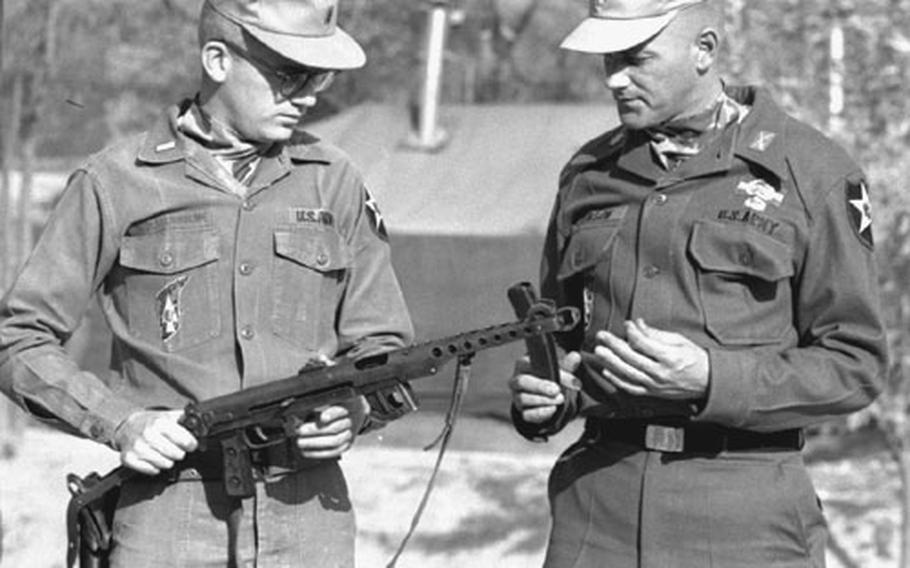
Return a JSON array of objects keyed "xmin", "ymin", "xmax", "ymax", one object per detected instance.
[
  {"xmin": 0, "ymin": 0, "xmax": 412, "ymax": 565},
  {"xmin": 509, "ymin": 1, "xmax": 887, "ymax": 566}
]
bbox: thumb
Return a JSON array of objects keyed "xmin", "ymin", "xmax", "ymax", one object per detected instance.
[
  {"xmin": 164, "ymin": 409, "xmax": 184, "ymax": 421},
  {"xmin": 559, "ymin": 351, "xmax": 583, "ymax": 391},
  {"xmin": 560, "ymin": 351, "xmax": 582, "ymax": 373}
]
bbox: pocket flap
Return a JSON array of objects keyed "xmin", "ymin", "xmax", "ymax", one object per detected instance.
[
  {"xmin": 557, "ymin": 222, "xmax": 621, "ymax": 281},
  {"xmin": 275, "ymin": 228, "xmax": 352, "ymax": 272},
  {"xmin": 689, "ymin": 221, "xmax": 793, "ymax": 281},
  {"xmin": 120, "ymin": 232, "xmax": 220, "ymax": 274}
]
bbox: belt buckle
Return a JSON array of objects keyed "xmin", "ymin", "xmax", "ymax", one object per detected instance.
[{"xmin": 644, "ymin": 425, "xmax": 685, "ymax": 453}]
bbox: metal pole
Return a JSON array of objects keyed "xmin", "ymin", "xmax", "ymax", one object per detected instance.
[
  {"xmin": 0, "ymin": 0, "xmax": 4, "ymax": 69},
  {"xmin": 418, "ymin": 1, "xmax": 448, "ymax": 148},
  {"xmin": 405, "ymin": 0, "xmax": 450, "ymax": 151}
]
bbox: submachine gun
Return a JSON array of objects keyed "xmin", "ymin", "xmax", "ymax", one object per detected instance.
[{"xmin": 65, "ymin": 283, "xmax": 578, "ymax": 567}]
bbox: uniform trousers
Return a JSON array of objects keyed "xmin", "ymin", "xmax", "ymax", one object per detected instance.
[
  {"xmin": 544, "ymin": 436, "xmax": 827, "ymax": 568},
  {"xmin": 109, "ymin": 459, "xmax": 354, "ymax": 568}
]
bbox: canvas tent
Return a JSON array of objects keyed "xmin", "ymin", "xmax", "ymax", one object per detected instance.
[{"xmin": 306, "ymin": 103, "xmax": 616, "ymax": 415}]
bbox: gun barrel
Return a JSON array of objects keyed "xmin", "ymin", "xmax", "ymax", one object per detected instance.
[{"xmin": 181, "ymin": 306, "xmax": 579, "ymax": 438}]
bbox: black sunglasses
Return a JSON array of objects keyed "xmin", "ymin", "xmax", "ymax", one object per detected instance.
[{"xmin": 223, "ymin": 41, "xmax": 336, "ymax": 98}]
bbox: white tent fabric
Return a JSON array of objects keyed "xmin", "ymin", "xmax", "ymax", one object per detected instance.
[{"xmin": 308, "ymin": 103, "xmax": 616, "ymax": 415}]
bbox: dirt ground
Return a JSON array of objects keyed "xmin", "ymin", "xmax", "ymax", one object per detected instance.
[{"xmin": 0, "ymin": 415, "xmax": 899, "ymax": 568}]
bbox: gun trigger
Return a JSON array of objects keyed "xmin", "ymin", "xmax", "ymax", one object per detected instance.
[
  {"xmin": 367, "ymin": 382, "xmax": 419, "ymax": 423},
  {"xmin": 283, "ymin": 414, "xmax": 306, "ymax": 436}
]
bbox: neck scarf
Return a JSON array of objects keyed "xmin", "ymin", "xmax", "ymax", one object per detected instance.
[
  {"xmin": 646, "ymin": 89, "xmax": 750, "ymax": 170},
  {"xmin": 176, "ymin": 98, "xmax": 272, "ymax": 187}
]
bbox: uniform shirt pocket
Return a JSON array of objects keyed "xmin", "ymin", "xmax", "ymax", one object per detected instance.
[
  {"xmin": 271, "ymin": 227, "xmax": 353, "ymax": 349},
  {"xmin": 557, "ymin": 218, "xmax": 623, "ymax": 282},
  {"xmin": 118, "ymin": 230, "xmax": 222, "ymax": 351},
  {"xmin": 558, "ymin": 216, "xmax": 624, "ymax": 334},
  {"xmin": 689, "ymin": 220, "xmax": 795, "ymax": 345}
]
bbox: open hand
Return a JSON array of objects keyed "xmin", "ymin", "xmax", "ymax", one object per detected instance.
[{"xmin": 591, "ymin": 318, "xmax": 709, "ymax": 400}]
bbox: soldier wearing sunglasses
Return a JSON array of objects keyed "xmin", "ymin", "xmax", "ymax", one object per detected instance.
[{"xmin": 0, "ymin": 0, "xmax": 413, "ymax": 565}]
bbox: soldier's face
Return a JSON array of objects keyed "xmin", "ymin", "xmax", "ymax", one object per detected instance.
[
  {"xmin": 602, "ymin": 23, "xmax": 703, "ymax": 130},
  {"xmin": 216, "ymin": 40, "xmax": 327, "ymax": 143}
]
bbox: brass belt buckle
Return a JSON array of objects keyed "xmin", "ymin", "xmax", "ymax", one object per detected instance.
[{"xmin": 644, "ymin": 425, "xmax": 685, "ymax": 453}]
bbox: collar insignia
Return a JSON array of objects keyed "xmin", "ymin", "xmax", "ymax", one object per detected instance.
[{"xmin": 749, "ymin": 131, "xmax": 776, "ymax": 152}]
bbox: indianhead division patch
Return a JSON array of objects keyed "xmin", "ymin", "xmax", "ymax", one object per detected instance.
[
  {"xmin": 157, "ymin": 275, "xmax": 189, "ymax": 342},
  {"xmin": 846, "ymin": 178, "xmax": 874, "ymax": 250},
  {"xmin": 363, "ymin": 188, "xmax": 388, "ymax": 241}
]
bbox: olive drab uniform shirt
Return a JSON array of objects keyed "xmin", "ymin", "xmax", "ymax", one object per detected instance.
[
  {"xmin": 522, "ymin": 86, "xmax": 886, "ymax": 436},
  {"xmin": 0, "ymin": 103, "xmax": 414, "ymax": 445}
]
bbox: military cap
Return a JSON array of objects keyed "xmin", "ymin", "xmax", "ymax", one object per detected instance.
[
  {"xmin": 205, "ymin": 0, "xmax": 365, "ymax": 70},
  {"xmin": 561, "ymin": 0, "xmax": 705, "ymax": 54}
]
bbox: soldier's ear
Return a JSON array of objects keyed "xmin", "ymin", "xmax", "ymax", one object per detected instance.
[
  {"xmin": 694, "ymin": 27, "xmax": 720, "ymax": 73},
  {"xmin": 201, "ymin": 40, "xmax": 231, "ymax": 84}
]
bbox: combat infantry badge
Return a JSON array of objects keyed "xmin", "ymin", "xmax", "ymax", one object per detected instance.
[{"xmin": 846, "ymin": 178, "xmax": 874, "ymax": 250}]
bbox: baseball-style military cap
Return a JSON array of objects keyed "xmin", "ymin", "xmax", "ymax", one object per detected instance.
[
  {"xmin": 561, "ymin": 0, "xmax": 705, "ymax": 54},
  {"xmin": 206, "ymin": 0, "xmax": 366, "ymax": 70}
]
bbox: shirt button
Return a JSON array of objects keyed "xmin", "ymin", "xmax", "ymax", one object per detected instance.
[
  {"xmin": 241, "ymin": 200, "xmax": 256, "ymax": 211},
  {"xmin": 316, "ymin": 253, "xmax": 329, "ymax": 266},
  {"xmin": 652, "ymin": 194, "xmax": 668, "ymax": 205},
  {"xmin": 239, "ymin": 262, "xmax": 254, "ymax": 276},
  {"xmin": 643, "ymin": 265, "xmax": 661, "ymax": 279},
  {"xmin": 89, "ymin": 423, "xmax": 104, "ymax": 439},
  {"xmin": 159, "ymin": 251, "xmax": 174, "ymax": 267},
  {"xmin": 240, "ymin": 326, "xmax": 255, "ymax": 340}
]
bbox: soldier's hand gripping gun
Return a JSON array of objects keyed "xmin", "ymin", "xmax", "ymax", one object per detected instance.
[{"xmin": 65, "ymin": 285, "xmax": 579, "ymax": 567}]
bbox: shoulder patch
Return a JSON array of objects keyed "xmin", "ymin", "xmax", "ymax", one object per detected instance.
[
  {"xmin": 363, "ymin": 188, "xmax": 388, "ymax": 241},
  {"xmin": 845, "ymin": 178, "xmax": 874, "ymax": 250}
]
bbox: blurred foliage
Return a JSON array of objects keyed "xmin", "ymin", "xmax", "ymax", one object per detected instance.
[{"xmin": 0, "ymin": 0, "xmax": 905, "ymax": 158}]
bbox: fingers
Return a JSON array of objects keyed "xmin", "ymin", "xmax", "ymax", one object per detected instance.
[
  {"xmin": 162, "ymin": 410, "xmax": 199, "ymax": 452},
  {"xmin": 590, "ymin": 321, "xmax": 710, "ymax": 399},
  {"xmin": 559, "ymin": 352, "xmax": 583, "ymax": 390},
  {"xmin": 509, "ymin": 372, "xmax": 564, "ymax": 404},
  {"xmin": 295, "ymin": 405, "xmax": 355, "ymax": 459},
  {"xmin": 118, "ymin": 410, "xmax": 198, "ymax": 475},
  {"xmin": 592, "ymin": 343, "xmax": 651, "ymax": 396},
  {"xmin": 595, "ymin": 330, "xmax": 659, "ymax": 386},
  {"xmin": 509, "ymin": 355, "xmax": 568, "ymax": 423}
]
